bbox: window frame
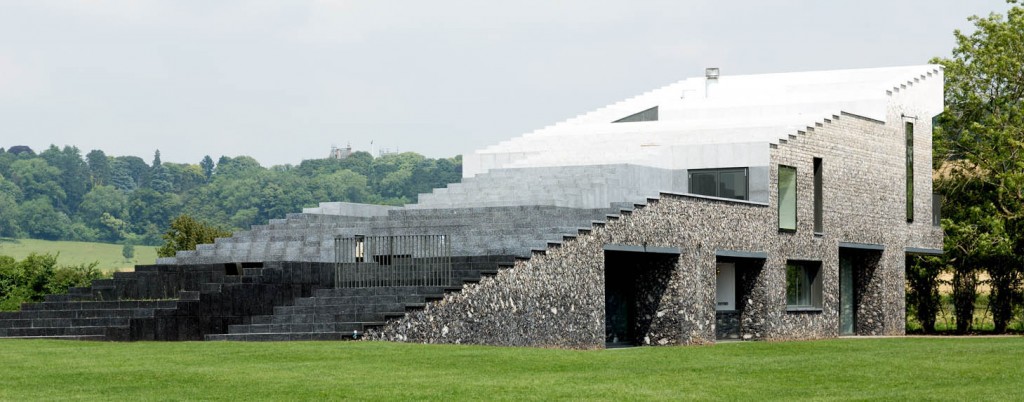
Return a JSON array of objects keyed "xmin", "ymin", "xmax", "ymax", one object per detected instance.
[
  {"xmin": 906, "ymin": 122, "xmax": 914, "ymax": 223},
  {"xmin": 785, "ymin": 260, "xmax": 823, "ymax": 311},
  {"xmin": 687, "ymin": 167, "xmax": 749, "ymax": 201},
  {"xmin": 813, "ymin": 158, "xmax": 823, "ymax": 233},
  {"xmin": 778, "ymin": 165, "xmax": 797, "ymax": 231}
]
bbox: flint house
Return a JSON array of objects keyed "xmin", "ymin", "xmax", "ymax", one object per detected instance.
[{"xmin": 0, "ymin": 66, "xmax": 944, "ymax": 347}]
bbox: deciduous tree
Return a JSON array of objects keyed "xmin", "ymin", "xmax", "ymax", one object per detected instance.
[
  {"xmin": 931, "ymin": 2, "xmax": 1024, "ymax": 332},
  {"xmin": 157, "ymin": 215, "xmax": 232, "ymax": 258}
]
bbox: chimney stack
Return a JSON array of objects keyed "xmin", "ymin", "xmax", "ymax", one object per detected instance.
[{"xmin": 705, "ymin": 67, "xmax": 720, "ymax": 98}]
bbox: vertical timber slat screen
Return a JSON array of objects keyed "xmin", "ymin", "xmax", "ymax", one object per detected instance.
[{"xmin": 334, "ymin": 235, "xmax": 452, "ymax": 288}]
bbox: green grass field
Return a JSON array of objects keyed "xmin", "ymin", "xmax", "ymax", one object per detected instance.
[
  {"xmin": 0, "ymin": 337, "xmax": 1021, "ymax": 400},
  {"xmin": 0, "ymin": 238, "xmax": 158, "ymax": 272}
]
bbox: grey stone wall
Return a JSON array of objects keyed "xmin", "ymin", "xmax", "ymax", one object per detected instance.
[{"xmin": 368, "ymin": 112, "xmax": 943, "ymax": 348}]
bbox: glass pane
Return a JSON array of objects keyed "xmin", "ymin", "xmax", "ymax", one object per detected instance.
[
  {"xmin": 719, "ymin": 170, "xmax": 747, "ymax": 200},
  {"xmin": 715, "ymin": 263, "xmax": 736, "ymax": 311},
  {"xmin": 786, "ymin": 264, "xmax": 806, "ymax": 306},
  {"xmin": 690, "ymin": 172, "xmax": 718, "ymax": 197},
  {"xmin": 906, "ymin": 122, "xmax": 914, "ymax": 222},
  {"xmin": 779, "ymin": 166, "xmax": 797, "ymax": 230},
  {"xmin": 813, "ymin": 158, "xmax": 823, "ymax": 232},
  {"xmin": 840, "ymin": 257, "xmax": 855, "ymax": 335}
]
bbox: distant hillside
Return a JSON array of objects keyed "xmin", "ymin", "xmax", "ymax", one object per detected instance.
[
  {"xmin": 0, "ymin": 145, "xmax": 462, "ymax": 246},
  {"xmin": 0, "ymin": 238, "xmax": 156, "ymax": 272}
]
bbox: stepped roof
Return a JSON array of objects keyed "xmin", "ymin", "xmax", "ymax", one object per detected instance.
[{"xmin": 464, "ymin": 65, "xmax": 944, "ymax": 177}]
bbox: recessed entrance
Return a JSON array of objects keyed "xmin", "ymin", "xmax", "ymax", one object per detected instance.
[
  {"xmin": 604, "ymin": 246, "xmax": 679, "ymax": 347},
  {"xmin": 714, "ymin": 252, "xmax": 766, "ymax": 340},
  {"xmin": 838, "ymin": 245, "xmax": 883, "ymax": 336}
]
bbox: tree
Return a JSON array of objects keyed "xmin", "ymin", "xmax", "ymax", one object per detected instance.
[
  {"xmin": 213, "ymin": 156, "xmax": 263, "ymax": 178},
  {"xmin": 200, "ymin": 155, "xmax": 215, "ymax": 181},
  {"xmin": 77, "ymin": 185, "xmax": 130, "ymax": 242},
  {"xmin": 931, "ymin": 2, "xmax": 1024, "ymax": 332},
  {"xmin": 6, "ymin": 145, "xmax": 34, "ymax": 156},
  {"xmin": 157, "ymin": 215, "xmax": 232, "ymax": 258},
  {"xmin": 146, "ymin": 150, "xmax": 174, "ymax": 193},
  {"xmin": 86, "ymin": 150, "xmax": 112, "ymax": 186},
  {"xmin": 8, "ymin": 158, "xmax": 65, "ymax": 206},
  {"xmin": 40, "ymin": 145, "xmax": 90, "ymax": 213},
  {"xmin": 114, "ymin": 155, "xmax": 150, "ymax": 189},
  {"xmin": 129, "ymin": 188, "xmax": 182, "ymax": 243},
  {"xmin": 109, "ymin": 159, "xmax": 137, "ymax": 192},
  {"xmin": 0, "ymin": 174, "xmax": 22, "ymax": 238},
  {"xmin": 906, "ymin": 255, "xmax": 943, "ymax": 333},
  {"xmin": 164, "ymin": 163, "xmax": 205, "ymax": 193},
  {"xmin": 16, "ymin": 198, "xmax": 72, "ymax": 240},
  {"xmin": 122, "ymin": 243, "xmax": 135, "ymax": 261},
  {"xmin": 0, "ymin": 253, "xmax": 56, "ymax": 310}
]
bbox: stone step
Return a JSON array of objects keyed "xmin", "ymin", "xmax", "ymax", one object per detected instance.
[
  {"xmin": 0, "ymin": 317, "xmax": 131, "ymax": 329},
  {"xmin": 2, "ymin": 325, "xmax": 121, "ymax": 337},
  {"xmin": 0, "ymin": 308, "xmax": 157, "ymax": 320},
  {"xmin": 294, "ymin": 294, "xmax": 435, "ymax": 306},
  {"xmin": 271, "ymin": 302, "xmax": 412, "ymax": 316},
  {"xmin": 0, "ymin": 334, "xmax": 107, "ymax": 341},
  {"xmin": 312, "ymin": 286, "xmax": 455, "ymax": 297},
  {"xmin": 20, "ymin": 300, "xmax": 179, "ymax": 311},
  {"xmin": 228, "ymin": 323, "xmax": 335, "ymax": 334},
  {"xmin": 205, "ymin": 332, "xmax": 356, "ymax": 341}
]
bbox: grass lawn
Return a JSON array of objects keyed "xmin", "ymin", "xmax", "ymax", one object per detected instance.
[
  {"xmin": 0, "ymin": 337, "xmax": 1021, "ymax": 400},
  {"xmin": 0, "ymin": 238, "xmax": 158, "ymax": 272}
]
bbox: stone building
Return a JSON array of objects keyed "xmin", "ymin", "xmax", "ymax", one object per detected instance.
[
  {"xmin": 366, "ymin": 65, "xmax": 945, "ymax": 347},
  {"xmin": 0, "ymin": 66, "xmax": 944, "ymax": 347}
]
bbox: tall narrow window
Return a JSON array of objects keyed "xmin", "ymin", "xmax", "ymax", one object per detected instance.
[
  {"xmin": 906, "ymin": 122, "xmax": 914, "ymax": 222},
  {"xmin": 779, "ymin": 165, "xmax": 797, "ymax": 231},
  {"xmin": 813, "ymin": 158, "xmax": 823, "ymax": 233}
]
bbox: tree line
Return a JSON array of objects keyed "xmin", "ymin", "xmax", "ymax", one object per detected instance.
[
  {"xmin": 907, "ymin": 3, "xmax": 1024, "ymax": 334},
  {"xmin": 0, "ymin": 147, "xmax": 461, "ymax": 246}
]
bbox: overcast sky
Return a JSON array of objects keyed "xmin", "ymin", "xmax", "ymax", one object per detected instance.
[{"xmin": 0, "ymin": 0, "xmax": 1014, "ymax": 166}]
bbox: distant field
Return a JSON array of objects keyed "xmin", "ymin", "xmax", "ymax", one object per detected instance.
[
  {"xmin": 0, "ymin": 337, "xmax": 1021, "ymax": 400},
  {"xmin": 0, "ymin": 238, "xmax": 158, "ymax": 272}
]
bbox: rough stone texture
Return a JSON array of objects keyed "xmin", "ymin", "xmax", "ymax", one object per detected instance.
[{"xmin": 369, "ymin": 111, "xmax": 943, "ymax": 348}]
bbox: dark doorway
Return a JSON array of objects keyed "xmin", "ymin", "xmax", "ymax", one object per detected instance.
[
  {"xmin": 714, "ymin": 255, "xmax": 766, "ymax": 340},
  {"xmin": 604, "ymin": 248, "xmax": 678, "ymax": 347},
  {"xmin": 838, "ymin": 247, "xmax": 882, "ymax": 336}
]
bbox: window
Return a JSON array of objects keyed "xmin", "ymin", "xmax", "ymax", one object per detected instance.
[
  {"xmin": 906, "ymin": 122, "xmax": 914, "ymax": 222},
  {"xmin": 613, "ymin": 106, "xmax": 658, "ymax": 123},
  {"xmin": 688, "ymin": 168, "xmax": 748, "ymax": 200},
  {"xmin": 813, "ymin": 158, "xmax": 823, "ymax": 233},
  {"xmin": 786, "ymin": 261, "xmax": 822, "ymax": 310},
  {"xmin": 778, "ymin": 165, "xmax": 797, "ymax": 231}
]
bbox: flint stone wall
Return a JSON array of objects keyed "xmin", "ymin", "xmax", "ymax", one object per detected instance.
[{"xmin": 368, "ymin": 112, "xmax": 943, "ymax": 348}]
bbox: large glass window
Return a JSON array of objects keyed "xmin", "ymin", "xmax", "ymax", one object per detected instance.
[
  {"xmin": 906, "ymin": 122, "xmax": 914, "ymax": 222},
  {"xmin": 786, "ymin": 261, "xmax": 822, "ymax": 310},
  {"xmin": 778, "ymin": 165, "xmax": 797, "ymax": 231},
  {"xmin": 688, "ymin": 168, "xmax": 748, "ymax": 200}
]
